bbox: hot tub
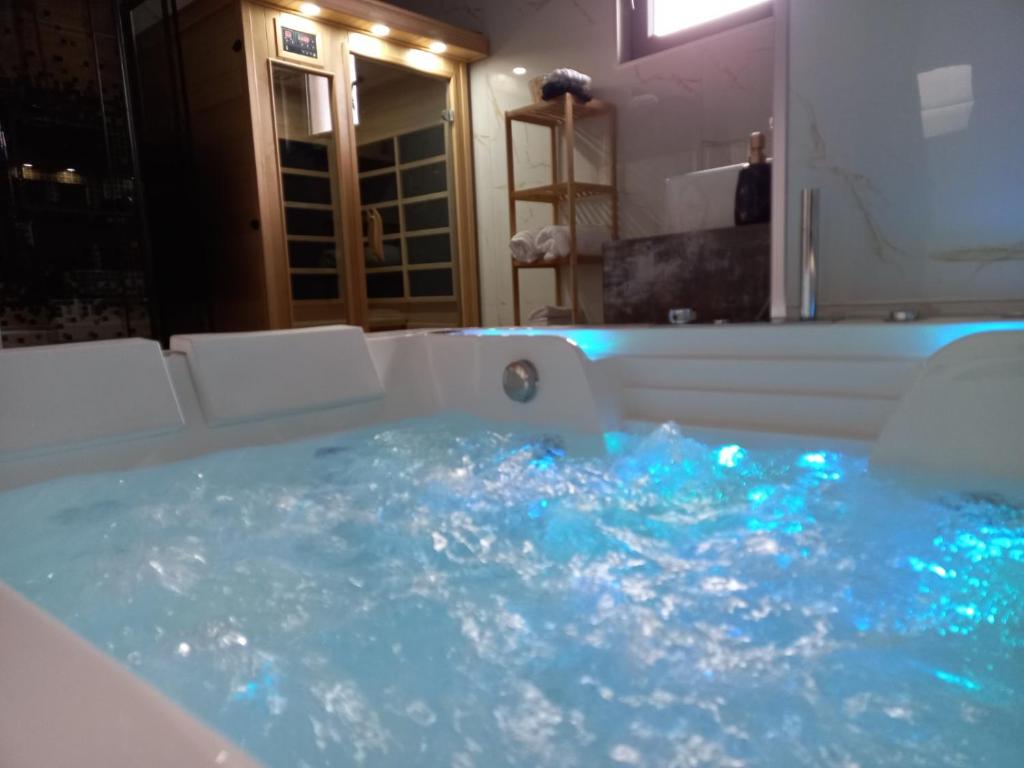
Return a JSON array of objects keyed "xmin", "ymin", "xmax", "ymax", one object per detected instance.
[{"xmin": 1, "ymin": 323, "xmax": 1022, "ymax": 767}]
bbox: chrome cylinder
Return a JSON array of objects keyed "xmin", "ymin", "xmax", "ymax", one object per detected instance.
[{"xmin": 800, "ymin": 188, "xmax": 819, "ymax": 320}]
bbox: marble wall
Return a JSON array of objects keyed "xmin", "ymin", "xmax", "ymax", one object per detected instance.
[
  {"xmin": 389, "ymin": 0, "xmax": 775, "ymax": 325},
  {"xmin": 784, "ymin": 0, "xmax": 1024, "ymax": 318}
]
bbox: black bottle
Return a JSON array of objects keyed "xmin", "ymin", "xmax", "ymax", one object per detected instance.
[{"xmin": 734, "ymin": 131, "xmax": 771, "ymax": 226}]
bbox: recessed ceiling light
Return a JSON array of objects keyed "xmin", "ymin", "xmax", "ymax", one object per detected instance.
[
  {"xmin": 298, "ymin": 2, "xmax": 321, "ymax": 16},
  {"xmin": 512, "ymin": 66, "xmax": 527, "ymax": 76},
  {"xmin": 427, "ymin": 40, "xmax": 447, "ymax": 53},
  {"xmin": 370, "ymin": 23, "xmax": 390, "ymax": 37},
  {"xmin": 66, "ymin": 167, "xmax": 76, "ymax": 172},
  {"xmin": 22, "ymin": 163, "xmax": 33, "ymax": 168}
]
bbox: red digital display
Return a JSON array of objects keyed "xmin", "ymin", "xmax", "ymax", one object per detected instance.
[{"xmin": 281, "ymin": 26, "xmax": 318, "ymax": 58}]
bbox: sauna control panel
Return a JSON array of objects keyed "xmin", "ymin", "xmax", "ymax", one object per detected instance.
[
  {"xmin": 274, "ymin": 14, "xmax": 324, "ymax": 66},
  {"xmin": 281, "ymin": 27, "xmax": 317, "ymax": 58}
]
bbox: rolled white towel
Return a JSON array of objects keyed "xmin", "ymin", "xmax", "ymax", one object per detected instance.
[
  {"xmin": 536, "ymin": 225, "xmax": 608, "ymax": 260},
  {"xmin": 536, "ymin": 225, "xmax": 571, "ymax": 261},
  {"xmin": 510, "ymin": 230, "xmax": 541, "ymax": 263}
]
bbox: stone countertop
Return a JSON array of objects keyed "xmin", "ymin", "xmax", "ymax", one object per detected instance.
[{"xmin": 602, "ymin": 224, "xmax": 770, "ymax": 325}]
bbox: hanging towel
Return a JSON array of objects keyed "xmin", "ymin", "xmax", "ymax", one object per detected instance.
[{"xmin": 510, "ymin": 230, "xmax": 542, "ymax": 263}]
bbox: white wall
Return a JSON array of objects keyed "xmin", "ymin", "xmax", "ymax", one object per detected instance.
[
  {"xmin": 389, "ymin": 0, "xmax": 775, "ymax": 325},
  {"xmin": 784, "ymin": 0, "xmax": 1024, "ymax": 318}
]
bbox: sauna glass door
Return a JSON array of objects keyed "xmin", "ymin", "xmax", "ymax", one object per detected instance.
[
  {"xmin": 270, "ymin": 63, "xmax": 348, "ymax": 323},
  {"xmin": 351, "ymin": 56, "xmax": 459, "ymax": 331}
]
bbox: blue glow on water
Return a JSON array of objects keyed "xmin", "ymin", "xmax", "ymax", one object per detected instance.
[
  {"xmin": 528, "ymin": 498, "xmax": 549, "ymax": 519},
  {"xmin": 748, "ymin": 487, "xmax": 772, "ymax": 504},
  {"xmin": 230, "ymin": 662, "xmax": 281, "ymax": 705},
  {"xmin": 798, "ymin": 452, "xmax": 827, "ymax": 467},
  {"xmin": 907, "ymin": 556, "xmax": 952, "ymax": 578},
  {"xmin": 903, "ymin": 515, "xmax": 1024, "ymax": 645},
  {"xmin": 933, "ymin": 669, "xmax": 982, "ymax": 692},
  {"xmin": 0, "ymin": 417, "xmax": 1021, "ymax": 767},
  {"xmin": 715, "ymin": 444, "xmax": 745, "ymax": 468},
  {"xmin": 602, "ymin": 432, "xmax": 628, "ymax": 455}
]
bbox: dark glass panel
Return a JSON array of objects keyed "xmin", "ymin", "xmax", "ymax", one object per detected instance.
[
  {"xmin": 285, "ymin": 207, "xmax": 334, "ymax": 236},
  {"xmin": 288, "ymin": 240, "xmax": 336, "ymax": 269},
  {"xmin": 403, "ymin": 198, "xmax": 449, "ymax": 231},
  {"xmin": 406, "ymin": 233, "xmax": 451, "ymax": 264},
  {"xmin": 357, "ymin": 138, "xmax": 395, "ymax": 172},
  {"xmin": 359, "ymin": 173, "xmax": 398, "ymax": 205},
  {"xmin": 401, "ymin": 161, "xmax": 447, "ymax": 198},
  {"xmin": 378, "ymin": 205, "xmax": 400, "ymax": 235},
  {"xmin": 398, "ymin": 125, "xmax": 445, "ymax": 163},
  {"xmin": 366, "ymin": 271, "xmax": 404, "ymax": 299},
  {"xmin": 282, "ymin": 173, "xmax": 332, "ymax": 204},
  {"xmin": 408, "ymin": 268, "xmax": 453, "ymax": 297},
  {"xmin": 278, "ymin": 139, "xmax": 329, "ymax": 172},
  {"xmin": 290, "ymin": 273, "xmax": 339, "ymax": 300}
]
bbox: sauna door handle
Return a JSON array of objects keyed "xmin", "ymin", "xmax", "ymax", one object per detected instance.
[{"xmin": 367, "ymin": 208, "xmax": 385, "ymax": 264}]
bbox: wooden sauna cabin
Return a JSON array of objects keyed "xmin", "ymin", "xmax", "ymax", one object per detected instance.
[{"xmin": 140, "ymin": 0, "xmax": 486, "ymax": 332}]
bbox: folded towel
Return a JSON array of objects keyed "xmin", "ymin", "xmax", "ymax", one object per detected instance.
[{"xmin": 510, "ymin": 230, "xmax": 541, "ymax": 263}]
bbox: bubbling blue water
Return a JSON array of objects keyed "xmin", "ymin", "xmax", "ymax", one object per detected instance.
[{"xmin": 0, "ymin": 417, "xmax": 1021, "ymax": 767}]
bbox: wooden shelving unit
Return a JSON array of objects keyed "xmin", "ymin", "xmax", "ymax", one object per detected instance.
[{"xmin": 506, "ymin": 94, "xmax": 618, "ymax": 325}]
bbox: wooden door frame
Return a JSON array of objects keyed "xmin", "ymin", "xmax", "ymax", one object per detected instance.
[
  {"xmin": 264, "ymin": 57, "xmax": 368, "ymax": 327},
  {"xmin": 344, "ymin": 32, "xmax": 480, "ymax": 327}
]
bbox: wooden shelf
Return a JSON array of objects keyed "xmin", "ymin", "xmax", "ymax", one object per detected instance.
[
  {"xmin": 511, "ymin": 182, "xmax": 614, "ymax": 204},
  {"xmin": 506, "ymin": 93, "xmax": 617, "ymax": 325},
  {"xmin": 513, "ymin": 254, "xmax": 603, "ymax": 269},
  {"xmin": 506, "ymin": 97, "xmax": 614, "ymax": 127}
]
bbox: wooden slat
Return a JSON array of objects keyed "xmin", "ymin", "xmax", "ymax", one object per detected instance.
[
  {"xmin": 506, "ymin": 97, "xmax": 613, "ymax": 127},
  {"xmin": 511, "ymin": 181, "xmax": 614, "ymax": 203},
  {"xmin": 512, "ymin": 254, "xmax": 603, "ymax": 269}
]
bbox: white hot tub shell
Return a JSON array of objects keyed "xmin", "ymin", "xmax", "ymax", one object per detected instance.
[{"xmin": 1, "ymin": 321, "xmax": 1023, "ymax": 766}]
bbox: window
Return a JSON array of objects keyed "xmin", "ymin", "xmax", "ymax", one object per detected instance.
[{"xmin": 622, "ymin": 0, "xmax": 773, "ymax": 61}]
